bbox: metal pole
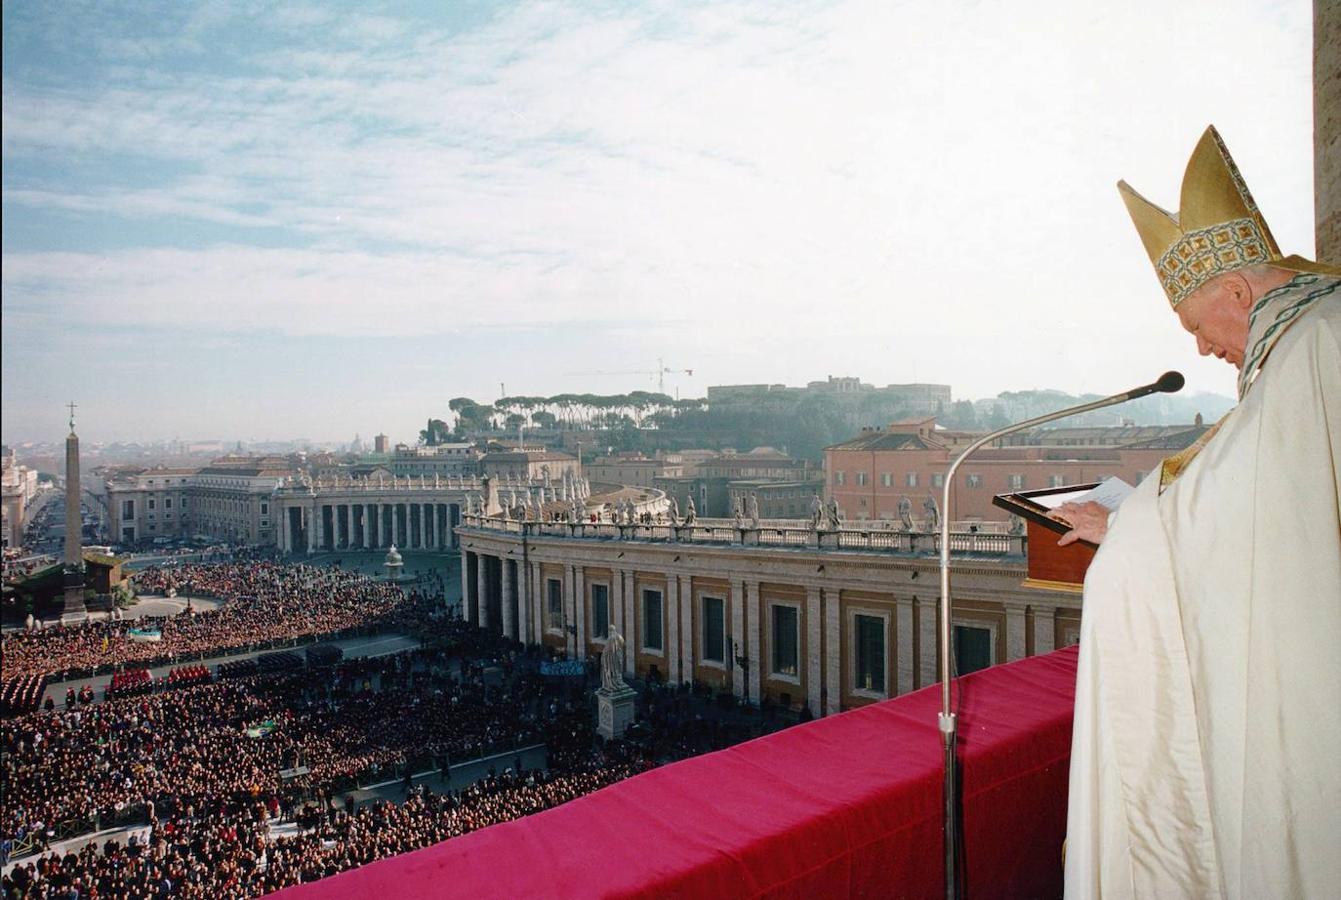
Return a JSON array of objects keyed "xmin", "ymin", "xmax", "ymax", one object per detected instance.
[{"xmin": 937, "ymin": 375, "xmax": 1180, "ymax": 899}]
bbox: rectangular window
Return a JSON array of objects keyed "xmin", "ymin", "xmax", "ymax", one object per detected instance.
[
  {"xmin": 122, "ymin": 500, "xmax": 135, "ymax": 518},
  {"xmin": 1008, "ymin": 474, "xmax": 1025, "ymax": 490},
  {"xmin": 181, "ymin": 498, "xmax": 188, "ymax": 508},
  {"xmin": 547, "ymin": 578, "xmax": 563, "ymax": 627},
  {"xmin": 591, "ymin": 583, "xmax": 609, "ymax": 640},
  {"xmin": 954, "ymin": 625, "xmax": 993, "ymax": 675},
  {"xmin": 931, "ymin": 473, "xmax": 944, "ymax": 488},
  {"xmin": 642, "ymin": 589, "xmax": 663, "ymax": 651},
  {"xmin": 261, "ymin": 503, "xmax": 269, "ymax": 515},
  {"xmin": 905, "ymin": 472, "xmax": 918, "ymax": 488},
  {"xmin": 854, "ymin": 615, "xmax": 886, "ymax": 693},
  {"xmin": 966, "ymin": 474, "xmax": 983, "ymax": 488},
  {"xmin": 164, "ymin": 498, "xmax": 173, "ymax": 509},
  {"xmin": 881, "ymin": 473, "xmax": 892, "ymax": 487},
  {"xmin": 1048, "ymin": 475, "xmax": 1065, "ymax": 488},
  {"xmin": 702, "ymin": 596, "xmax": 726, "ymax": 663},
  {"xmin": 148, "ymin": 499, "xmax": 156, "ymax": 510},
  {"xmin": 856, "ymin": 472, "xmax": 868, "ymax": 486},
  {"xmin": 771, "ymin": 605, "xmax": 799, "ymax": 677}
]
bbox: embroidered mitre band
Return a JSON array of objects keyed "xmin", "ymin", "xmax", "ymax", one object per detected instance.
[{"xmin": 1118, "ymin": 125, "xmax": 1338, "ymax": 309}]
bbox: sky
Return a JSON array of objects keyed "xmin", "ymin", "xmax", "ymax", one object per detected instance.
[{"xmin": 0, "ymin": 0, "xmax": 1319, "ymax": 444}]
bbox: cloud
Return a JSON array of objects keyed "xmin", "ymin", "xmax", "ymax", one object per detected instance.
[{"xmin": 0, "ymin": 0, "xmax": 1318, "ymax": 441}]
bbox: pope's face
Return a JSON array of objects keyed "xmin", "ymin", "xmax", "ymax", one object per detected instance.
[{"xmin": 1175, "ymin": 280, "xmax": 1252, "ymax": 368}]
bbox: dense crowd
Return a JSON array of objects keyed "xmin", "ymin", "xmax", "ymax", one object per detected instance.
[
  {"xmin": 0, "ymin": 646, "xmax": 553, "ymax": 846},
  {"xmin": 0, "ymin": 557, "xmax": 788, "ymax": 898},
  {"xmin": 1, "ymin": 756, "xmax": 646, "ymax": 899},
  {"xmin": 0, "ymin": 563, "xmax": 408, "ymax": 680}
]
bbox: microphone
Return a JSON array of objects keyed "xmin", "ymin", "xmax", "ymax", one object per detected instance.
[
  {"xmin": 934, "ymin": 370, "xmax": 1182, "ymax": 900},
  {"xmin": 1122, "ymin": 370, "xmax": 1185, "ymax": 401}
]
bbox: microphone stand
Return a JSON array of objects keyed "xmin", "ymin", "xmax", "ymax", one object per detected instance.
[{"xmin": 937, "ymin": 372, "xmax": 1182, "ymax": 899}]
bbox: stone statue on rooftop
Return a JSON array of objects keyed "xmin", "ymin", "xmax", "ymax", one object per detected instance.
[
  {"xmin": 667, "ymin": 496, "xmax": 680, "ymax": 526},
  {"xmin": 826, "ymin": 496, "xmax": 842, "ymax": 530},
  {"xmin": 684, "ymin": 496, "xmax": 697, "ymax": 525},
  {"xmin": 747, "ymin": 492, "xmax": 760, "ymax": 529},
  {"xmin": 923, "ymin": 494, "xmax": 940, "ymax": 532},
  {"xmin": 898, "ymin": 496, "xmax": 914, "ymax": 531}
]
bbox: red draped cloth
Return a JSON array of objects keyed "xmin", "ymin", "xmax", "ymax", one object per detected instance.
[{"xmin": 276, "ymin": 646, "xmax": 1078, "ymax": 899}]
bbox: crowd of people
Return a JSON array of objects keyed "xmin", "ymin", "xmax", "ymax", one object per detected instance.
[
  {"xmin": 0, "ymin": 563, "xmax": 409, "ymax": 680},
  {"xmin": 0, "ymin": 556, "xmax": 796, "ymax": 897},
  {"xmin": 0, "ymin": 643, "xmax": 558, "ymax": 846}
]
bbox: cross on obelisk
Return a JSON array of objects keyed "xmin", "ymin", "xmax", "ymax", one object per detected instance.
[{"xmin": 67, "ymin": 400, "xmax": 77, "ymax": 433}]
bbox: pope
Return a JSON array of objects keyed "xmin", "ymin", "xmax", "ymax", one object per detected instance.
[{"xmin": 1060, "ymin": 126, "xmax": 1340, "ymax": 898}]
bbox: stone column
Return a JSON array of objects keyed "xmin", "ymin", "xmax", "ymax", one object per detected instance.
[
  {"xmin": 917, "ymin": 597, "xmax": 938, "ymax": 689},
  {"xmin": 745, "ymin": 579, "xmax": 761, "ymax": 704},
  {"xmin": 501, "ymin": 559, "xmax": 516, "ymax": 640},
  {"xmin": 477, "ymin": 554, "xmax": 489, "ymax": 630},
  {"xmin": 459, "ymin": 550, "xmax": 471, "ymax": 620},
  {"xmin": 306, "ymin": 504, "xmax": 316, "ymax": 553},
  {"xmin": 623, "ymin": 570, "xmax": 637, "ymax": 679},
  {"xmin": 515, "ymin": 558, "xmax": 529, "ymax": 644},
  {"xmin": 530, "ymin": 561, "xmax": 543, "ymax": 645},
  {"xmin": 806, "ymin": 585, "xmax": 823, "ymax": 717},
  {"xmin": 563, "ymin": 564, "xmax": 578, "ymax": 658},
  {"xmin": 611, "ymin": 567, "xmax": 625, "ymax": 639},
  {"xmin": 361, "ymin": 504, "xmax": 371, "ymax": 549},
  {"xmin": 1005, "ymin": 603, "xmax": 1028, "ymax": 662},
  {"xmin": 666, "ymin": 574, "xmax": 681, "ymax": 684},
  {"xmin": 730, "ymin": 579, "xmax": 745, "ymax": 699},
  {"xmin": 1032, "ymin": 606, "xmax": 1055, "ymax": 655},
  {"xmin": 679, "ymin": 575, "xmax": 693, "ymax": 684},
  {"xmin": 573, "ymin": 565, "xmax": 586, "ymax": 658},
  {"xmin": 896, "ymin": 597, "xmax": 915, "ymax": 695},
  {"xmin": 824, "ymin": 588, "xmax": 841, "ymax": 715}
]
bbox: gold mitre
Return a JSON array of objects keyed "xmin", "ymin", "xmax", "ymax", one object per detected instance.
[{"xmin": 1118, "ymin": 125, "xmax": 1338, "ymax": 308}]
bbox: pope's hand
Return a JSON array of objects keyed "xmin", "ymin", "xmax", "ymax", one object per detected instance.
[{"xmin": 1051, "ymin": 501, "xmax": 1110, "ymax": 546}]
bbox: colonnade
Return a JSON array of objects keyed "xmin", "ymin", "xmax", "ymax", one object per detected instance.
[
  {"xmin": 278, "ymin": 500, "xmax": 461, "ymax": 554},
  {"xmin": 458, "ymin": 538, "xmax": 1077, "ymax": 717}
]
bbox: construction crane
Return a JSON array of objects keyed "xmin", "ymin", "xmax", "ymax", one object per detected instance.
[{"xmin": 564, "ymin": 357, "xmax": 695, "ymax": 396}]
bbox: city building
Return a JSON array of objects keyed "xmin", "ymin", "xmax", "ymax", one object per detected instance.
[
  {"xmin": 457, "ymin": 514, "xmax": 1074, "ymax": 714},
  {"xmin": 583, "ymin": 454, "xmax": 684, "ymax": 489},
  {"xmin": 374, "ymin": 433, "xmax": 391, "ymax": 454},
  {"xmin": 657, "ymin": 449, "xmax": 817, "ymax": 517},
  {"xmin": 707, "ymin": 377, "xmax": 952, "ymax": 416},
  {"xmin": 824, "ymin": 418, "xmax": 1209, "ymax": 523},
  {"xmin": 105, "ymin": 455, "xmax": 293, "ymax": 545},
  {"xmin": 480, "ymin": 448, "xmax": 580, "ymax": 482},
  {"xmin": 1, "ymin": 446, "xmax": 41, "ymax": 548},
  {"xmin": 388, "ymin": 443, "xmax": 482, "ymax": 478},
  {"xmin": 726, "ymin": 479, "xmax": 827, "ymax": 519}
]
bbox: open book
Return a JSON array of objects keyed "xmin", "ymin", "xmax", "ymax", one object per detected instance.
[
  {"xmin": 991, "ymin": 477, "xmax": 1136, "ymax": 544},
  {"xmin": 1027, "ymin": 476, "xmax": 1134, "ymax": 513}
]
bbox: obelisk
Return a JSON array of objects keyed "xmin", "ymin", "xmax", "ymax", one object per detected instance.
[{"xmin": 62, "ymin": 401, "xmax": 87, "ymax": 621}]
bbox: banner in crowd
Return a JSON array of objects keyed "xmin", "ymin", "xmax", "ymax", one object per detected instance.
[
  {"xmin": 539, "ymin": 660, "xmax": 586, "ymax": 677},
  {"xmin": 245, "ymin": 720, "xmax": 277, "ymax": 739},
  {"xmin": 127, "ymin": 627, "xmax": 162, "ymax": 642}
]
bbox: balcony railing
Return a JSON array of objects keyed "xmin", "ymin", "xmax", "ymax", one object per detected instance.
[{"xmin": 458, "ymin": 514, "xmax": 1026, "ymax": 557}]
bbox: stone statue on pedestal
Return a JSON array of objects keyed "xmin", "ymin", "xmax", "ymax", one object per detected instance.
[
  {"xmin": 826, "ymin": 497, "xmax": 842, "ymax": 530},
  {"xmin": 898, "ymin": 496, "xmax": 914, "ymax": 532},
  {"xmin": 601, "ymin": 630, "xmax": 627, "ymax": 692},
  {"xmin": 667, "ymin": 496, "xmax": 680, "ymax": 526},
  {"xmin": 923, "ymin": 494, "xmax": 940, "ymax": 532},
  {"xmin": 684, "ymin": 496, "xmax": 697, "ymax": 525},
  {"xmin": 747, "ymin": 492, "xmax": 760, "ymax": 529},
  {"xmin": 809, "ymin": 493, "xmax": 823, "ymax": 530}
]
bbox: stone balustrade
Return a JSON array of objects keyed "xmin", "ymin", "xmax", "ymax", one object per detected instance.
[{"xmin": 458, "ymin": 513, "xmax": 1025, "ymax": 557}]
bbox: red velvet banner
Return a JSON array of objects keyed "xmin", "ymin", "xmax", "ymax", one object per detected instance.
[{"xmin": 275, "ymin": 646, "xmax": 1078, "ymax": 899}]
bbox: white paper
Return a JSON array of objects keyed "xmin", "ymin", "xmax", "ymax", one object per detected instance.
[{"xmin": 1073, "ymin": 476, "xmax": 1134, "ymax": 511}]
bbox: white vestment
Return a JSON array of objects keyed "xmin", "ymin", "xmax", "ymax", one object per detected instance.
[{"xmin": 1065, "ymin": 281, "xmax": 1341, "ymax": 898}]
